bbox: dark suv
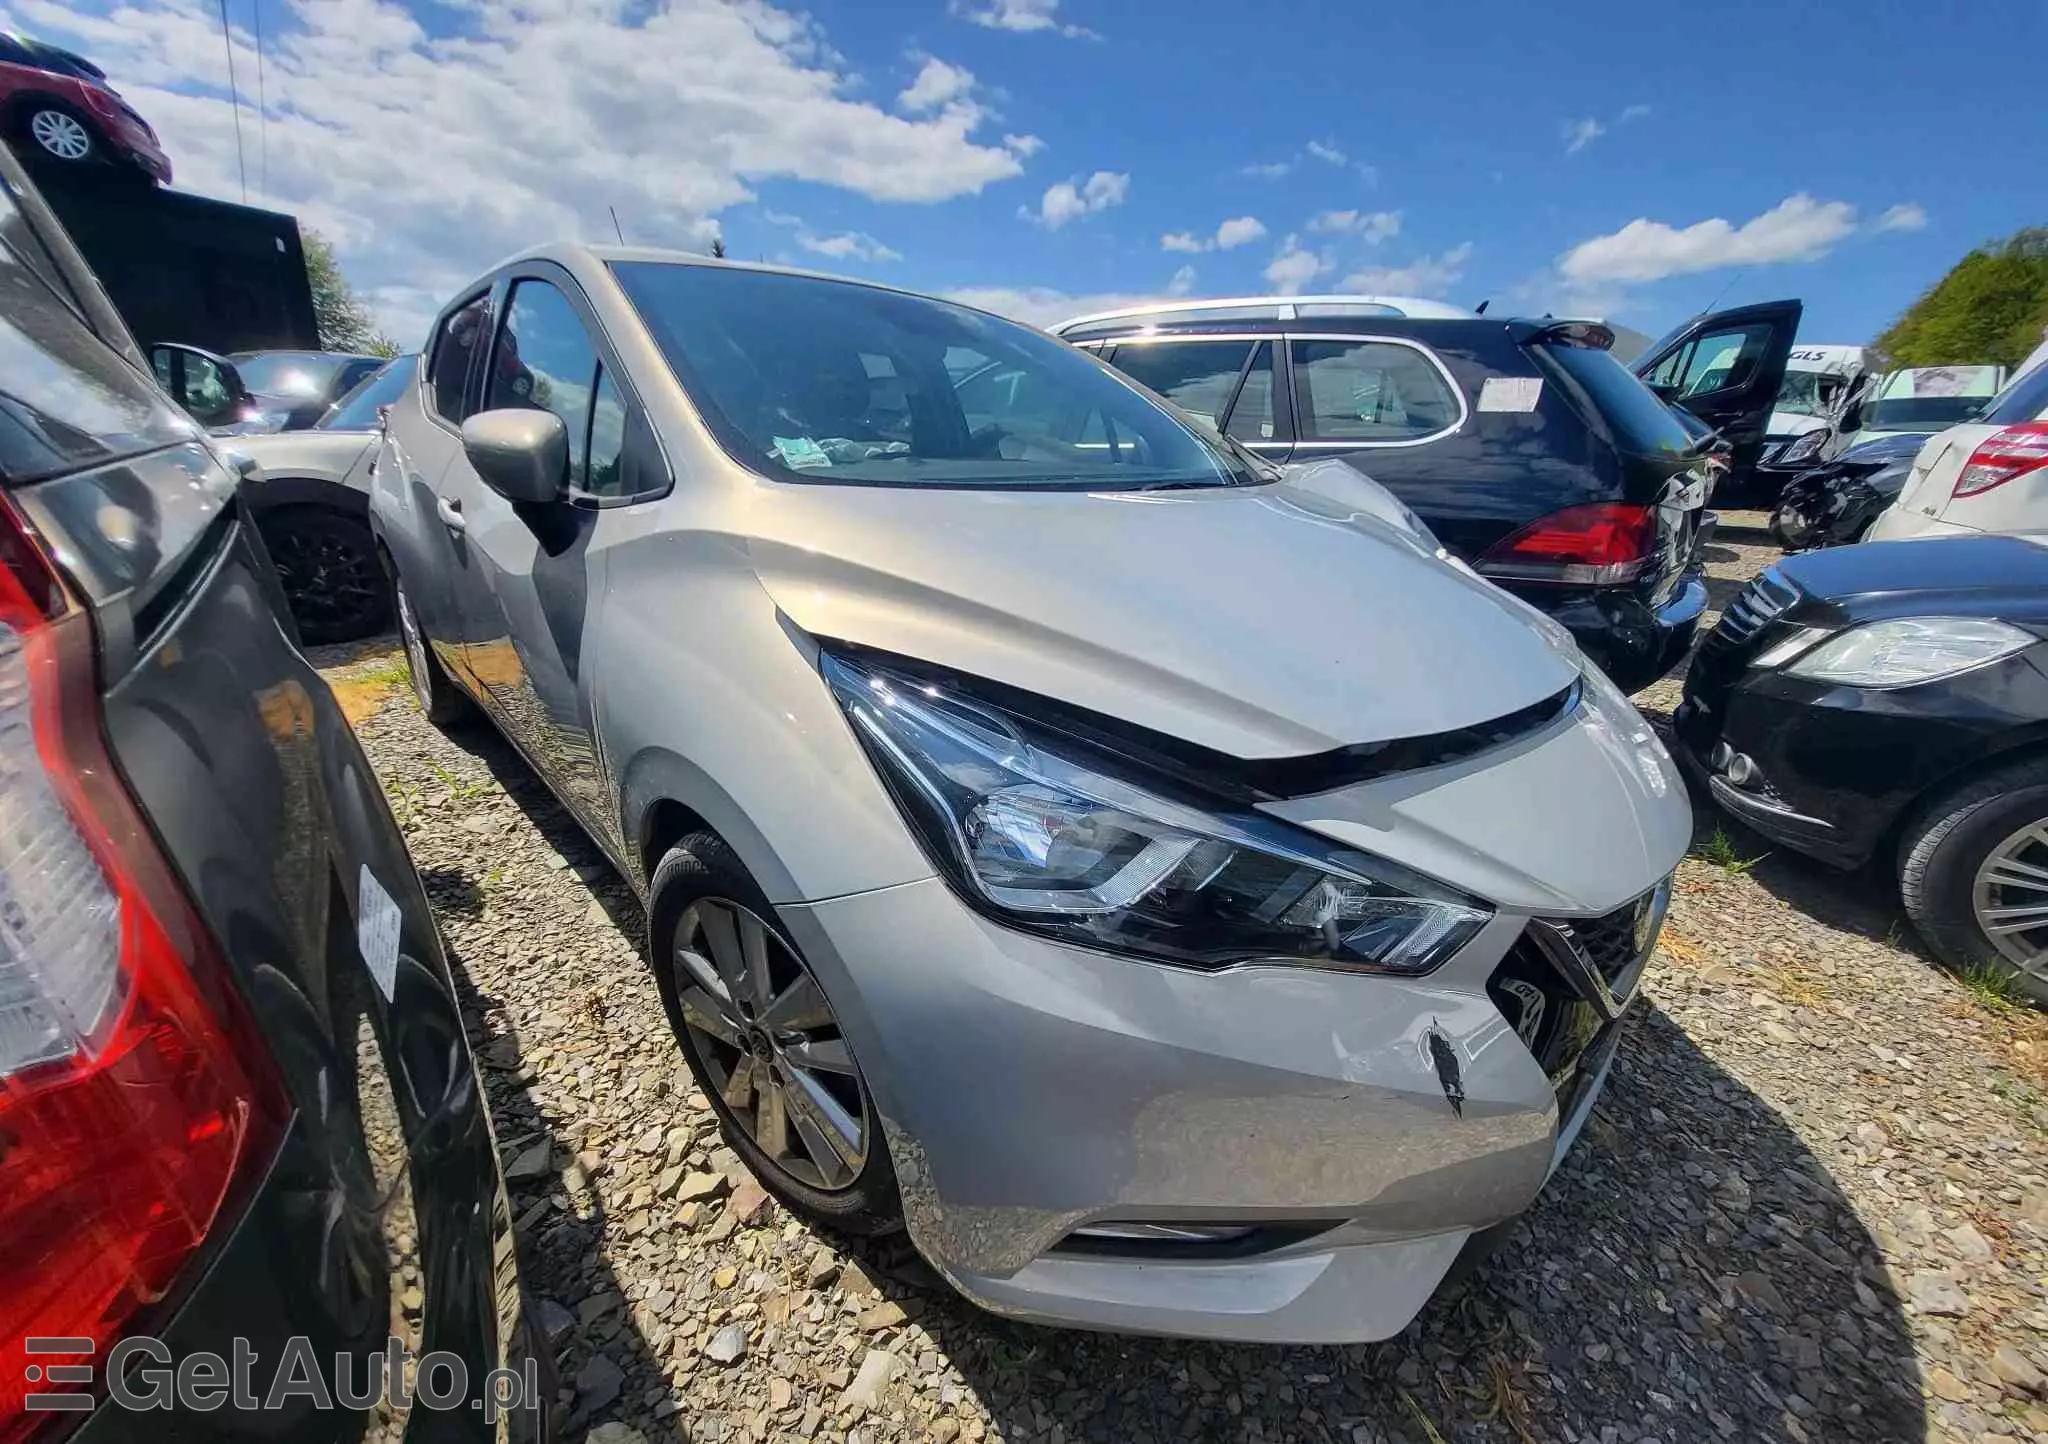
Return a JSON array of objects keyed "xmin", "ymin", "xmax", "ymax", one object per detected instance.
[
  {"xmin": 0, "ymin": 147, "xmax": 548, "ymax": 1439},
  {"xmin": 1058, "ymin": 298, "xmax": 1753, "ymax": 691}
]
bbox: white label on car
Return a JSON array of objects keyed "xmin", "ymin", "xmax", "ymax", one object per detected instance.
[
  {"xmin": 357, "ymin": 863, "xmax": 402, "ymax": 1002},
  {"xmin": 1478, "ymin": 376, "xmax": 1543, "ymax": 413}
]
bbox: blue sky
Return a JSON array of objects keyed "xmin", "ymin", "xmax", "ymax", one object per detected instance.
[{"xmin": 7, "ymin": 0, "xmax": 2042, "ymax": 346}]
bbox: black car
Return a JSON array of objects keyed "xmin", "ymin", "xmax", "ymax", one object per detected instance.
[
  {"xmin": 0, "ymin": 147, "xmax": 550, "ymax": 1437},
  {"xmin": 1056, "ymin": 299, "xmax": 1765, "ymax": 691},
  {"xmin": 1675, "ymin": 536, "xmax": 2048, "ymax": 1003},
  {"xmin": 1629, "ymin": 298, "xmax": 1804, "ymax": 506},
  {"xmin": 1768, "ymin": 431, "xmax": 1927, "ymax": 550},
  {"xmin": 148, "ymin": 342, "xmax": 387, "ymax": 433}
]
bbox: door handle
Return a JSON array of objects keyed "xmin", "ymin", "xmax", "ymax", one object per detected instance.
[{"xmin": 434, "ymin": 495, "xmax": 466, "ymax": 533}]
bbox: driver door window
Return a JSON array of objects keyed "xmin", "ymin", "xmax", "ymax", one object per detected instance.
[
  {"xmin": 1654, "ymin": 324, "xmax": 1772, "ymax": 400},
  {"xmin": 486, "ymin": 279, "xmax": 598, "ymax": 490}
]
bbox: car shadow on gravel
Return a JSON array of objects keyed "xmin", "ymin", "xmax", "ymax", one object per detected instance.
[{"xmin": 883, "ymin": 1006, "xmax": 1926, "ymax": 1444}]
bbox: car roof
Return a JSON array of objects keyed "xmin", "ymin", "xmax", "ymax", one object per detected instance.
[{"xmin": 1052, "ymin": 294, "xmax": 1476, "ymax": 335}]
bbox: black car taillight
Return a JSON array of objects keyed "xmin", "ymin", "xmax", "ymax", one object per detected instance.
[
  {"xmin": 0, "ymin": 499, "xmax": 287, "ymax": 1439},
  {"xmin": 1475, "ymin": 502, "xmax": 1656, "ymax": 585}
]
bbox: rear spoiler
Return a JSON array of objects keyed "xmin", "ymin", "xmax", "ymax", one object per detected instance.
[{"xmin": 1509, "ymin": 319, "xmax": 1616, "ymax": 351}]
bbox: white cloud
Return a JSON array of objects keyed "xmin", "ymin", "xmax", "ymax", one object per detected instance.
[
  {"xmin": 1308, "ymin": 208, "xmax": 1401, "ymax": 243},
  {"xmin": 1305, "ymin": 139, "xmax": 1347, "ymax": 166},
  {"xmin": 1003, "ymin": 132, "xmax": 1046, "ymax": 157},
  {"xmin": 1876, "ymin": 202, "xmax": 1929, "ymax": 233},
  {"xmin": 897, "ymin": 56, "xmax": 975, "ymax": 114},
  {"xmin": 1562, "ymin": 117, "xmax": 1606, "ymax": 155},
  {"xmin": 1263, "ymin": 235, "xmax": 1327, "ymax": 295},
  {"xmin": 1162, "ymin": 215, "xmax": 1266, "ymax": 252},
  {"xmin": 1341, "ymin": 242, "xmax": 1473, "ymax": 297},
  {"xmin": 798, "ymin": 231, "xmax": 902, "ymax": 262},
  {"xmin": 1559, "ymin": 194, "xmax": 1858, "ymax": 284},
  {"xmin": 945, "ymin": 283, "xmax": 1170, "ymax": 329},
  {"xmin": 1241, "ymin": 159, "xmax": 1293, "ymax": 179},
  {"xmin": 1620, "ymin": 104, "xmax": 1652, "ymax": 122},
  {"xmin": 1213, "ymin": 215, "xmax": 1267, "ymax": 250},
  {"xmin": 953, "ymin": 0, "xmax": 1094, "ymax": 38},
  {"xmin": 1023, "ymin": 169, "xmax": 1128, "ymax": 228},
  {"xmin": 1166, "ymin": 264, "xmax": 1197, "ymax": 297},
  {"xmin": 12, "ymin": 0, "xmax": 1028, "ymax": 345}
]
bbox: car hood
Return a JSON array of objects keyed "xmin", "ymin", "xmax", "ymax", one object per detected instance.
[
  {"xmin": 745, "ymin": 474, "xmax": 1583, "ymax": 759},
  {"xmin": 1788, "ymin": 534, "xmax": 2048, "ymax": 625},
  {"xmin": 221, "ymin": 428, "xmax": 377, "ymax": 486}
]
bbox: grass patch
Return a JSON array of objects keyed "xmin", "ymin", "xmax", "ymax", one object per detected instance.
[
  {"xmin": 1693, "ymin": 826, "xmax": 1766, "ymax": 875},
  {"xmin": 1957, "ymin": 959, "xmax": 2027, "ymax": 1015},
  {"xmin": 429, "ymin": 761, "xmax": 495, "ymax": 801},
  {"xmin": 324, "ymin": 647, "xmax": 413, "ymax": 726}
]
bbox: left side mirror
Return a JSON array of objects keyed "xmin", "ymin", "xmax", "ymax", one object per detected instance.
[
  {"xmin": 461, "ymin": 409, "xmax": 566, "ymax": 504},
  {"xmin": 148, "ymin": 342, "xmax": 250, "ymax": 426}
]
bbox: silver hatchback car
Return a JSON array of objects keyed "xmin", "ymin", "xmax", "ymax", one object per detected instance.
[{"xmin": 371, "ymin": 244, "xmax": 1691, "ymax": 1343}]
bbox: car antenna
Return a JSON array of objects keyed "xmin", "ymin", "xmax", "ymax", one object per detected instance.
[
  {"xmin": 1474, "ymin": 299, "xmax": 1489, "ymax": 315},
  {"xmin": 609, "ymin": 206, "xmax": 627, "ymax": 245}
]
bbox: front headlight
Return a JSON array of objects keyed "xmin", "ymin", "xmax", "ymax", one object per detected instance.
[
  {"xmin": 1776, "ymin": 430, "xmax": 1826, "ymax": 466},
  {"xmin": 1783, "ymin": 617, "xmax": 2034, "ymax": 687},
  {"xmin": 822, "ymin": 651, "xmax": 1491, "ymax": 974}
]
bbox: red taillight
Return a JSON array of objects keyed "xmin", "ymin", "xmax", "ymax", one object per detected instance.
[
  {"xmin": 0, "ymin": 502, "xmax": 285, "ymax": 1440},
  {"xmin": 1476, "ymin": 502, "xmax": 1657, "ymax": 585},
  {"xmin": 1953, "ymin": 422, "xmax": 2048, "ymax": 499}
]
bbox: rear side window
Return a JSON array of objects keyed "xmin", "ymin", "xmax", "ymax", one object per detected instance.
[
  {"xmin": 425, "ymin": 294, "xmax": 488, "ymax": 424},
  {"xmin": 1540, "ymin": 342, "xmax": 1696, "ymax": 456},
  {"xmin": 1983, "ymin": 363, "xmax": 2048, "ymax": 426},
  {"xmin": 1291, "ymin": 339, "xmax": 1459, "ymax": 442}
]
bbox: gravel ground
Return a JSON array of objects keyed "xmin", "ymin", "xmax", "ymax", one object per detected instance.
[{"xmin": 318, "ymin": 519, "xmax": 2048, "ymax": 1444}]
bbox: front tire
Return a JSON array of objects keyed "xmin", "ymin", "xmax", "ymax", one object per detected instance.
[
  {"xmin": 390, "ymin": 569, "xmax": 473, "ymax": 727},
  {"xmin": 647, "ymin": 833, "xmax": 902, "ymax": 1235},
  {"xmin": 260, "ymin": 507, "xmax": 390, "ymax": 644},
  {"xmin": 1899, "ymin": 757, "xmax": 2048, "ymax": 1006},
  {"xmin": 21, "ymin": 102, "xmax": 98, "ymax": 164}
]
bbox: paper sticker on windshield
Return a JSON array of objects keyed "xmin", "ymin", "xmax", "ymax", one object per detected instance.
[
  {"xmin": 772, "ymin": 436, "xmax": 832, "ymax": 470},
  {"xmin": 1478, "ymin": 377, "xmax": 1543, "ymax": 413},
  {"xmin": 357, "ymin": 864, "xmax": 402, "ymax": 1002}
]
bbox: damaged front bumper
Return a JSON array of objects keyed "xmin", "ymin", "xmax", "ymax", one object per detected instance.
[{"xmin": 777, "ymin": 870, "xmax": 1668, "ymax": 1343}]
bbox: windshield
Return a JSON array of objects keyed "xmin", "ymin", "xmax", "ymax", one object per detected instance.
[
  {"xmin": 1773, "ymin": 370, "xmax": 1848, "ymax": 418},
  {"xmin": 317, "ymin": 354, "xmax": 416, "ymax": 430},
  {"xmin": 611, "ymin": 263, "xmax": 1255, "ymax": 491},
  {"xmin": 230, "ymin": 352, "xmax": 352, "ymax": 399},
  {"xmin": 1862, "ymin": 396, "xmax": 1987, "ymax": 431}
]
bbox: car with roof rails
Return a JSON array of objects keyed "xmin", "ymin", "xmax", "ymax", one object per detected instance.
[{"xmin": 1058, "ymin": 295, "xmax": 1732, "ymax": 692}]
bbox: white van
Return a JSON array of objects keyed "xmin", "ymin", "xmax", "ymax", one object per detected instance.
[{"xmin": 1767, "ymin": 344, "xmax": 1869, "ymax": 443}]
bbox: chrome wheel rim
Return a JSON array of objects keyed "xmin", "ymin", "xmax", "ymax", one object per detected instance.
[
  {"xmin": 31, "ymin": 111, "xmax": 90, "ymax": 160},
  {"xmin": 1973, "ymin": 820, "xmax": 2048, "ymax": 981},
  {"xmin": 394, "ymin": 583, "xmax": 433, "ymax": 710},
  {"xmin": 672, "ymin": 898, "xmax": 868, "ymax": 1191}
]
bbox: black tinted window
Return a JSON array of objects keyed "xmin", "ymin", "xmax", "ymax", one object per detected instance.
[
  {"xmin": 0, "ymin": 178, "xmax": 190, "ymax": 482},
  {"xmin": 1541, "ymin": 342, "xmax": 1696, "ymax": 456},
  {"xmin": 426, "ymin": 295, "xmax": 488, "ymax": 424},
  {"xmin": 1108, "ymin": 340, "xmax": 1254, "ymax": 427},
  {"xmin": 1987, "ymin": 363, "xmax": 2048, "ymax": 426},
  {"xmin": 486, "ymin": 279, "xmax": 596, "ymax": 485},
  {"xmin": 1291, "ymin": 339, "xmax": 1459, "ymax": 442},
  {"xmin": 318, "ymin": 354, "xmax": 416, "ymax": 431}
]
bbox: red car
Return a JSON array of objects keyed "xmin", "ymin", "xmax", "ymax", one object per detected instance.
[{"xmin": 0, "ymin": 32, "xmax": 170, "ymax": 183}]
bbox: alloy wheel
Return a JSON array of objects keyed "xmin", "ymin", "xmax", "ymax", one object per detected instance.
[
  {"xmin": 271, "ymin": 524, "xmax": 382, "ymax": 639},
  {"xmin": 394, "ymin": 582, "xmax": 434, "ymax": 711},
  {"xmin": 30, "ymin": 110, "xmax": 91, "ymax": 161},
  {"xmin": 671, "ymin": 899, "xmax": 868, "ymax": 1191},
  {"xmin": 1972, "ymin": 819, "xmax": 2048, "ymax": 982}
]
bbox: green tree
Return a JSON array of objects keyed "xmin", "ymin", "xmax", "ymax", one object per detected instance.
[
  {"xmin": 1875, "ymin": 227, "xmax": 2048, "ymax": 369},
  {"xmin": 303, "ymin": 230, "xmax": 398, "ymax": 356}
]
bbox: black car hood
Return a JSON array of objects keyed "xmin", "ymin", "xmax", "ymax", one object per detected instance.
[{"xmin": 1782, "ymin": 535, "xmax": 2048, "ymax": 626}]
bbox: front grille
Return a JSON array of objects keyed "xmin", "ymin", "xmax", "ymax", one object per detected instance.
[
  {"xmin": 1553, "ymin": 898, "xmax": 1651, "ymax": 987},
  {"xmin": 1710, "ymin": 567, "xmax": 1798, "ymax": 647}
]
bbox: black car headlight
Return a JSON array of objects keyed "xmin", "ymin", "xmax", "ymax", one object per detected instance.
[
  {"xmin": 822, "ymin": 650, "xmax": 1491, "ymax": 974},
  {"xmin": 1774, "ymin": 430, "xmax": 1827, "ymax": 467}
]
